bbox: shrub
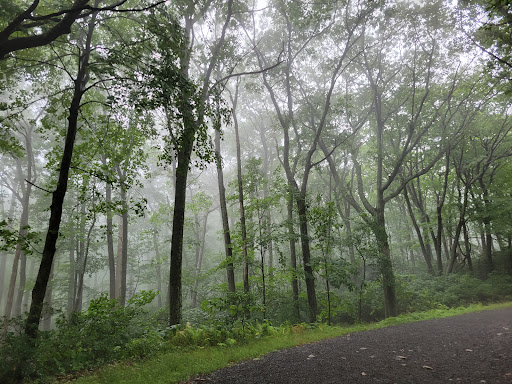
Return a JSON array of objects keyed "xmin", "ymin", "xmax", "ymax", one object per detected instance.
[{"xmin": 0, "ymin": 290, "xmax": 162, "ymax": 383}]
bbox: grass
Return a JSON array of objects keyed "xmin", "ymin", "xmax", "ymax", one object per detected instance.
[{"xmin": 63, "ymin": 302, "xmax": 512, "ymax": 384}]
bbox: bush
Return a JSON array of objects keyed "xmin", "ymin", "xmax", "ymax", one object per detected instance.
[{"xmin": 0, "ymin": 290, "xmax": 163, "ymax": 383}]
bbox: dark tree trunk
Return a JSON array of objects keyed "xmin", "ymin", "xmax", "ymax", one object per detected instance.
[
  {"xmin": 214, "ymin": 130, "xmax": 236, "ymax": 293},
  {"xmin": 287, "ymin": 193, "xmax": 300, "ymax": 322},
  {"xmin": 24, "ymin": 5, "xmax": 96, "ymax": 339},
  {"xmin": 169, "ymin": 144, "xmax": 193, "ymax": 325},
  {"xmin": 403, "ymin": 188, "xmax": 433, "ymax": 273},
  {"xmin": 296, "ymin": 195, "xmax": 318, "ymax": 322}
]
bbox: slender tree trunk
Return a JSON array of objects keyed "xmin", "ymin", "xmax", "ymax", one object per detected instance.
[
  {"xmin": 67, "ymin": 236, "xmax": 75, "ymax": 315},
  {"xmin": 102, "ymin": 160, "xmax": 115, "ymax": 300},
  {"xmin": 74, "ymin": 197, "xmax": 96, "ymax": 312},
  {"xmin": 0, "ymin": 179, "xmax": 17, "ymax": 312},
  {"xmin": 119, "ymin": 184, "xmax": 128, "ymax": 306},
  {"xmin": 24, "ymin": 5, "xmax": 97, "ymax": 339},
  {"xmin": 4, "ymin": 176, "xmax": 31, "ymax": 320},
  {"xmin": 447, "ymin": 185, "xmax": 468, "ymax": 274},
  {"xmin": 214, "ymin": 130, "xmax": 236, "ymax": 293},
  {"xmin": 13, "ymin": 251, "xmax": 26, "ymax": 317},
  {"xmin": 462, "ymin": 219, "xmax": 473, "ymax": 272},
  {"xmin": 232, "ymin": 87, "xmax": 250, "ymax": 295},
  {"xmin": 191, "ymin": 210, "xmax": 208, "ymax": 308},
  {"xmin": 41, "ymin": 260, "xmax": 55, "ymax": 331},
  {"xmin": 152, "ymin": 229, "xmax": 163, "ymax": 308},
  {"xmin": 115, "ymin": 215, "xmax": 123, "ymax": 300},
  {"xmin": 403, "ymin": 189, "xmax": 433, "ymax": 273}
]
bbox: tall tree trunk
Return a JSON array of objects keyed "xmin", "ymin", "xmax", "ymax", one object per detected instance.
[
  {"xmin": 115, "ymin": 215, "xmax": 123, "ymax": 301},
  {"xmin": 374, "ymin": 204, "xmax": 398, "ymax": 318},
  {"xmin": 74, "ymin": 196, "xmax": 96, "ymax": 312},
  {"xmin": 214, "ymin": 130, "xmax": 236, "ymax": 293},
  {"xmin": 0, "ymin": 181, "xmax": 18, "ymax": 312},
  {"xmin": 287, "ymin": 193, "xmax": 300, "ymax": 322},
  {"xmin": 152, "ymin": 229, "xmax": 163, "ymax": 308},
  {"xmin": 102, "ymin": 156, "xmax": 115, "ymax": 301},
  {"xmin": 13, "ymin": 251, "xmax": 26, "ymax": 317},
  {"xmin": 191, "ymin": 209, "xmax": 209, "ymax": 308},
  {"xmin": 403, "ymin": 188, "xmax": 433, "ymax": 273},
  {"xmin": 231, "ymin": 83, "xmax": 250, "ymax": 294},
  {"xmin": 115, "ymin": 165, "xmax": 128, "ymax": 307},
  {"xmin": 24, "ymin": 4, "xmax": 97, "ymax": 339},
  {"xmin": 4, "ymin": 164, "xmax": 32, "ymax": 321},
  {"xmin": 296, "ymin": 194, "xmax": 318, "ymax": 322},
  {"xmin": 67, "ymin": 235, "xmax": 75, "ymax": 315},
  {"xmin": 257, "ymin": 122, "xmax": 274, "ymax": 278},
  {"xmin": 41, "ymin": 260, "xmax": 55, "ymax": 331},
  {"xmin": 447, "ymin": 185, "xmax": 468, "ymax": 274},
  {"xmin": 168, "ymin": 0, "xmax": 233, "ymax": 326},
  {"xmin": 462, "ymin": 219, "xmax": 473, "ymax": 272}
]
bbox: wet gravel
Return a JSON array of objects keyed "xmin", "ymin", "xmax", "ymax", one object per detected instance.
[{"xmin": 184, "ymin": 307, "xmax": 512, "ymax": 384}]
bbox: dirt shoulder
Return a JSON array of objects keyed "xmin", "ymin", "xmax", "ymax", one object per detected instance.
[{"xmin": 185, "ymin": 307, "xmax": 512, "ymax": 384}]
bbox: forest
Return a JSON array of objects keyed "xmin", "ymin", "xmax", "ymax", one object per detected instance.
[{"xmin": 1, "ymin": 0, "xmax": 512, "ymax": 382}]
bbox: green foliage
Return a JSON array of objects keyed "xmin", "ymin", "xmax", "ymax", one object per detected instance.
[
  {"xmin": 0, "ymin": 220, "xmax": 39, "ymax": 254},
  {"xmin": 0, "ymin": 291, "xmax": 161, "ymax": 382}
]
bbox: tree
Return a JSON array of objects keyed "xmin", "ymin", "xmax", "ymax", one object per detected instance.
[{"xmin": 0, "ymin": 0, "xmax": 165, "ymax": 59}]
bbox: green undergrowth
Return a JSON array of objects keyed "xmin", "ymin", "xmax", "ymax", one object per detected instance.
[{"xmin": 63, "ymin": 302, "xmax": 512, "ymax": 384}]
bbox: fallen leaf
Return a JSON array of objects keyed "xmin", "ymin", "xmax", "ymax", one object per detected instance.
[
  {"xmin": 361, "ymin": 372, "xmax": 367, "ymax": 376},
  {"xmin": 307, "ymin": 354, "xmax": 315, "ymax": 359},
  {"xmin": 422, "ymin": 365, "xmax": 434, "ymax": 370}
]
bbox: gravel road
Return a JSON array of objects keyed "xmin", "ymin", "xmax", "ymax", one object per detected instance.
[{"xmin": 185, "ymin": 307, "xmax": 512, "ymax": 384}]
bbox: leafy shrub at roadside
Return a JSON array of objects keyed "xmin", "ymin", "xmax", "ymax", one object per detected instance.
[
  {"xmin": 0, "ymin": 290, "xmax": 164, "ymax": 382},
  {"xmin": 398, "ymin": 273, "xmax": 512, "ymax": 313}
]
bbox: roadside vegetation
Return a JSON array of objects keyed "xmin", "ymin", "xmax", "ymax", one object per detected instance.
[
  {"xmin": 60, "ymin": 301, "xmax": 512, "ymax": 384},
  {"xmin": 1, "ymin": 273, "xmax": 511, "ymax": 383},
  {"xmin": 2, "ymin": 1, "xmax": 512, "ymax": 384}
]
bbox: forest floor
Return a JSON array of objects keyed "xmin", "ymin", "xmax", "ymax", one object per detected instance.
[{"xmin": 184, "ymin": 307, "xmax": 512, "ymax": 384}]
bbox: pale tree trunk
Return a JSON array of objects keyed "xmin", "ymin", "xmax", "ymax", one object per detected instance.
[
  {"xmin": 0, "ymin": 181, "xmax": 18, "ymax": 312},
  {"xmin": 67, "ymin": 236, "xmax": 75, "ymax": 315},
  {"xmin": 74, "ymin": 196, "xmax": 96, "ymax": 312},
  {"xmin": 152, "ymin": 229, "xmax": 163, "ymax": 308},
  {"xmin": 231, "ymin": 82, "xmax": 250, "ymax": 295},
  {"xmin": 257, "ymin": 122, "xmax": 274, "ymax": 278},
  {"xmin": 191, "ymin": 208, "xmax": 210, "ymax": 308},
  {"xmin": 41, "ymin": 260, "xmax": 55, "ymax": 331},
  {"xmin": 115, "ymin": 215, "xmax": 123, "ymax": 302},
  {"xmin": 101, "ymin": 155, "xmax": 116, "ymax": 300},
  {"xmin": 4, "ymin": 159, "xmax": 32, "ymax": 321}
]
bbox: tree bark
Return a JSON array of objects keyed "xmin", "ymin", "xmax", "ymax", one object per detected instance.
[
  {"xmin": 24, "ymin": 4, "xmax": 97, "ymax": 339},
  {"xmin": 214, "ymin": 130, "xmax": 236, "ymax": 293},
  {"xmin": 287, "ymin": 193, "xmax": 300, "ymax": 322},
  {"xmin": 232, "ymin": 83, "xmax": 250, "ymax": 294}
]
